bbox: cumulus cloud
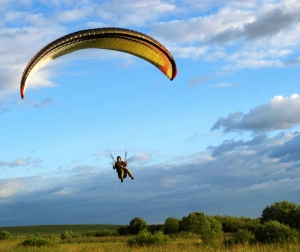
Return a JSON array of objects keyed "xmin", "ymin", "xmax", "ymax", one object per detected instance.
[
  {"xmin": 208, "ymin": 133, "xmax": 267, "ymax": 157},
  {"xmin": 0, "ymin": 131, "xmax": 299, "ymax": 225},
  {"xmin": 152, "ymin": 1, "xmax": 300, "ymax": 70},
  {"xmin": 127, "ymin": 153, "xmax": 152, "ymax": 162},
  {"xmin": 207, "ymin": 8, "xmax": 300, "ymax": 44},
  {"xmin": 96, "ymin": 0, "xmax": 176, "ymax": 26},
  {"xmin": 2, "ymin": 0, "xmax": 300, "ymax": 226},
  {"xmin": 0, "ymin": 179, "xmax": 24, "ymax": 198},
  {"xmin": 269, "ymin": 133, "xmax": 300, "ymax": 162},
  {"xmin": 2, "ymin": 0, "xmax": 300, "ymax": 96},
  {"xmin": 0, "ymin": 156, "xmax": 41, "ymax": 168},
  {"xmin": 0, "ymin": 25, "xmax": 64, "ymax": 93},
  {"xmin": 9, "ymin": 158, "xmax": 30, "ymax": 167},
  {"xmin": 212, "ymin": 94, "xmax": 300, "ymax": 133},
  {"xmin": 71, "ymin": 165, "xmax": 94, "ymax": 173}
]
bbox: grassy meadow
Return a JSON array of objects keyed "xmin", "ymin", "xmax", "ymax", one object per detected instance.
[
  {"xmin": 0, "ymin": 236, "xmax": 300, "ymax": 252},
  {"xmin": 0, "ymin": 224, "xmax": 122, "ymax": 236},
  {"xmin": 0, "ymin": 225, "xmax": 300, "ymax": 252}
]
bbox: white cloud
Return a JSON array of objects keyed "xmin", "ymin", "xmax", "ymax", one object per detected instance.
[
  {"xmin": 152, "ymin": 1, "xmax": 300, "ymax": 70},
  {"xmin": 0, "ymin": 136, "xmax": 299, "ymax": 225},
  {"xmin": 2, "ymin": 0, "xmax": 300, "ymax": 95},
  {"xmin": 171, "ymin": 46, "xmax": 207, "ymax": 59},
  {"xmin": 209, "ymin": 83, "xmax": 235, "ymax": 88},
  {"xmin": 212, "ymin": 94, "xmax": 300, "ymax": 133},
  {"xmin": 0, "ymin": 179, "xmax": 24, "ymax": 198},
  {"xmin": 188, "ymin": 75, "xmax": 211, "ymax": 86},
  {"xmin": 53, "ymin": 6, "xmax": 94, "ymax": 23},
  {"xmin": 96, "ymin": 0, "xmax": 176, "ymax": 26},
  {"xmin": 9, "ymin": 158, "xmax": 30, "ymax": 167},
  {"xmin": 1, "ymin": 0, "xmax": 300, "ymax": 226},
  {"xmin": 127, "ymin": 153, "xmax": 152, "ymax": 162},
  {"xmin": 0, "ymin": 26, "xmax": 65, "ymax": 93},
  {"xmin": 269, "ymin": 133, "xmax": 300, "ymax": 162},
  {"xmin": 0, "ymin": 156, "xmax": 42, "ymax": 168}
]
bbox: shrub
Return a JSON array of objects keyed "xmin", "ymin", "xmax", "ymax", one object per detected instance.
[
  {"xmin": 148, "ymin": 224, "xmax": 164, "ymax": 234},
  {"xmin": 127, "ymin": 229, "xmax": 168, "ymax": 246},
  {"xmin": 214, "ymin": 215, "xmax": 244, "ymax": 233},
  {"xmin": 85, "ymin": 229, "xmax": 118, "ymax": 237},
  {"xmin": 164, "ymin": 217, "xmax": 180, "ymax": 234},
  {"xmin": 215, "ymin": 215, "xmax": 260, "ymax": 233},
  {"xmin": 60, "ymin": 230, "xmax": 76, "ymax": 240},
  {"xmin": 176, "ymin": 231, "xmax": 197, "ymax": 238},
  {"xmin": 232, "ymin": 229, "xmax": 252, "ymax": 245},
  {"xmin": 255, "ymin": 220, "xmax": 299, "ymax": 243},
  {"xmin": 180, "ymin": 212, "xmax": 223, "ymax": 244},
  {"xmin": 0, "ymin": 230, "xmax": 11, "ymax": 240},
  {"xmin": 260, "ymin": 201, "xmax": 298, "ymax": 228},
  {"xmin": 128, "ymin": 217, "xmax": 147, "ymax": 235},
  {"xmin": 18, "ymin": 233, "xmax": 53, "ymax": 247},
  {"xmin": 118, "ymin": 226, "xmax": 130, "ymax": 235}
]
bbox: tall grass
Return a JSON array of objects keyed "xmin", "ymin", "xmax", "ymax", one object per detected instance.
[
  {"xmin": 0, "ymin": 237, "xmax": 300, "ymax": 252},
  {"xmin": 0, "ymin": 224, "xmax": 121, "ymax": 236}
]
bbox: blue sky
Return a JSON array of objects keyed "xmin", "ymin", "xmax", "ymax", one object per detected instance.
[{"xmin": 1, "ymin": 0, "xmax": 300, "ymax": 226}]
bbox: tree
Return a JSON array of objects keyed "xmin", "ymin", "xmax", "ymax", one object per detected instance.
[
  {"xmin": 117, "ymin": 226, "xmax": 130, "ymax": 236},
  {"xmin": 291, "ymin": 205, "xmax": 300, "ymax": 230},
  {"xmin": 148, "ymin": 224, "xmax": 164, "ymax": 234},
  {"xmin": 164, "ymin": 217, "xmax": 180, "ymax": 234},
  {"xmin": 214, "ymin": 215, "xmax": 244, "ymax": 233},
  {"xmin": 179, "ymin": 212, "xmax": 223, "ymax": 243},
  {"xmin": 261, "ymin": 201, "xmax": 298, "ymax": 228},
  {"xmin": 128, "ymin": 217, "xmax": 147, "ymax": 235},
  {"xmin": 0, "ymin": 230, "xmax": 11, "ymax": 240},
  {"xmin": 232, "ymin": 229, "xmax": 252, "ymax": 245},
  {"xmin": 180, "ymin": 212, "xmax": 205, "ymax": 234},
  {"xmin": 255, "ymin": 221, "xmax": 299, "ymax": 243}
]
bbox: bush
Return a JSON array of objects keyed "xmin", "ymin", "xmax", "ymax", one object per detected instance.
[
  {"xmin": 148, "ymin": 224, "xmax": 164, "ymax": 234},
  {"xmin": 0, "ymin": 230, "xmax": 11, "ymax": 240},
  {"xmin": 60, "ymin": 230, "xmax": 76, "ymax": 240},
  {"xmin": 255, "ymin": 221, "xmax": 299, "ymax": 243},
  {"xmin": 117, "ymin": 226, "xmax": 130, "ymax": 235},
  {"xmin": 261, "ymin": 201, "xmax": 298, "ymax": 228},
  {"xmin": 215, "ymin": 215, "xmax": 260, "ymax": 233},
  {"xmin": 214, "ymin": 215, "xmax": 244, "ymax": 233},
  {"xmin": 85, "ymin": 229, "xmax": 118, "ymax": 237},
  {"xmin": 18, "ymin": 233, "xmax": 53, "ymax": 247},
  {"xmin": 164, "ymin": 217, "xmax": 180, "ymax": 234},
  {"xmin": 176, "ymin": 231, "xmax": 197, "ymax": 238},
  {"xmin": 232, "ymin": 229, "xmax": 252, "ymax": 245},
  {"xmin": 128, "ymin": 217, "xmax": 147, "ymax": 235},
  {"xmin": 180, "ymin": 212, "xmax": 223, "ymax": 244},
  {"xmin": 127, "ymin": 229, "xmax": 168, "ymax": 246}
]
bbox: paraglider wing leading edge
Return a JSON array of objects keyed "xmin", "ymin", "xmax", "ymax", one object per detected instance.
[{"xmin": 20, "ymin": 27, "xmax": 178, "ymax": 99}]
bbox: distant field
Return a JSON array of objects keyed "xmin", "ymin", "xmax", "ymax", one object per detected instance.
[
  {"xmin": 0, "ymin": 224, "xmax": 122, "ymax": 236},
  {"xmin": 1, "ymin": 225, "xmax": 300, "ymax": 252},
  {"xmin": 1, "ymin": 237, "xmax": 300, "ymax": 252}
]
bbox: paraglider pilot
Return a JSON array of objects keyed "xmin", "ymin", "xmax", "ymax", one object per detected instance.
[{"xmin": 113, "ymin": 156, "xmax": 134, "ymax": 182}]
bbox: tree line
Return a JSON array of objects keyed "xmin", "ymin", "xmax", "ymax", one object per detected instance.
[
  {"xmin": 117, "ymin": 200, "xmax": 300, "ymax": 244},
  {"xmin": 1, "ymin": 200, "xmax": 300, "ymax": 246}
]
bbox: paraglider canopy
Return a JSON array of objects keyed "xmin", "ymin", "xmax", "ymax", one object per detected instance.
[{"xmin": 20, "ymin": 27, "xmax": 177, "ymax": 99}]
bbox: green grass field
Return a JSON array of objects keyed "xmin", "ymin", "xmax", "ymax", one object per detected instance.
[
  {"xmin": 0, "ymin": 225, "xmax": 300, "ymax": 252},
  {"xmin": 1, "ymin": 237, "xmax": 300, "ymax": 252},
  {"xmin": 0, "ymin": 224, "xmax": 122, "ymax": 236}
]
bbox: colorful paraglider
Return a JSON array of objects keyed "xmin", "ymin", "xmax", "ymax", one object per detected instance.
[{"xmin": 20, "ymin": 27, "xmax": 177, "ymax": 98}]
